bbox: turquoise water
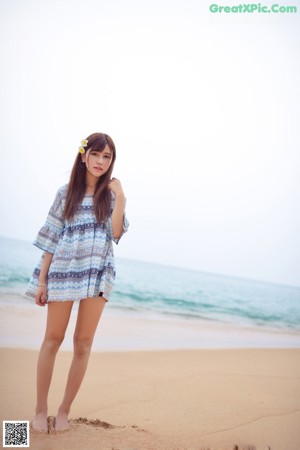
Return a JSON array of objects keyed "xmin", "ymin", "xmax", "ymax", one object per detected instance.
[{"xmin": 0, "ymin": 236, "xmax": 300, "ymax": 333}]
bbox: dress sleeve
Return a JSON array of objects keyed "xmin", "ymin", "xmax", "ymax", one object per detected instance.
[
  {"xmin": 33, "ymin": 187, "xmax": 65, "ymax": 254},
  {"xmin": 110, "ymin": 193, "xmax": 129, "ymax": 245}
]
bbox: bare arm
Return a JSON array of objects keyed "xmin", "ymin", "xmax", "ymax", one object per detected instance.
[
  {"xmin": 108, "ymin": 179, "xmax": 126, "ymax": 240},
  {"xmin": 35, "ymin": 251, "xmax": 53, "ymax": 307},
  {"xmin": 112, "ymin": 193, "xmax": 126, "ymax": 239}
]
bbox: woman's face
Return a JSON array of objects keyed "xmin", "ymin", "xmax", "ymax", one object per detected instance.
[{"xmin": 82, "ymin": 145, "xmax": 113, "ymax": 178}]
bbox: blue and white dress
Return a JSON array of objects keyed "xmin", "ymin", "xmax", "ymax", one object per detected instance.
[{"xmin": 25, "ymin": 184, "xmax": 129, "ymax": 302}]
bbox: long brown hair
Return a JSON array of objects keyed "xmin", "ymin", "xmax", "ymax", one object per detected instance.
[{"xmin": 63, "ymin": 132, "xmax": 116, "ymax": 224}]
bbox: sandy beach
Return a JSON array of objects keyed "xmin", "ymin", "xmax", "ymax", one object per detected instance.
[
  {"xmin": 1, "ymin": 346, "xmax": 300, "ymax": 450},
  {"xmin": 1, "ymin": 299, "xmax": 300, "ymax": 449}
]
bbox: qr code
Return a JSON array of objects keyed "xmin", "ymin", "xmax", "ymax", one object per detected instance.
[{"xmin": 3, "ymin": 421, "xmax": 30, "ymax": 447}]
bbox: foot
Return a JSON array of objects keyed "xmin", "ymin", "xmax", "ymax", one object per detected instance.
[
  {"xmin": 31, "ymin": 412, "xmax": 48, "ymax": 433},
  {"xmin": 55, "ymin": 411, "xmax": 70, "ymax": 431}
]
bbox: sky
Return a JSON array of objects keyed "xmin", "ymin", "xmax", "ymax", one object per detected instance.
[{"xmin": 0, "ymin": 0, "xmax": 299, "ymax": 287}]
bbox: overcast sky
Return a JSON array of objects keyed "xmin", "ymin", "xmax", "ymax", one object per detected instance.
[{"xmin": 0, "ymin": 0, "xmax": 299, "ymax": 287}]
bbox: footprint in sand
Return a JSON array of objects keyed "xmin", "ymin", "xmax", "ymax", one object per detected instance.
[
  {"xmin": 75, "ymin": 418, "xmax": 149, "ymax": 433},
  {"xmin": 46, "ymin": 415, "xmax": 148, "ymax": 434},
  {"xmin": 72, "ymin": 417, "xmax": 124, "ymax": 429}
]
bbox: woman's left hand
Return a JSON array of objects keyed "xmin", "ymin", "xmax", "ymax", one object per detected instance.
[{"xmin": 108, "ymin": 178, "xmax": 124, "ymax": 197}]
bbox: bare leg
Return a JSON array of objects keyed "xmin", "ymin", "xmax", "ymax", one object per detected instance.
[
  {"xmin": 32, "ymin": 301, "xmax": 74, "ymax": 432},
  {"xmin": 55, "ymin": 296, "xmax": 107, "ymax": 431}
]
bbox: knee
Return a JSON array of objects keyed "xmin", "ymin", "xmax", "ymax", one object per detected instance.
[
  {"xmin": 73, "ymin": 335, "xmax": 93, "ymax": 357},
  {"xmin": 43, "ymin": 333, "xmax": 65, "ymax": 352}
]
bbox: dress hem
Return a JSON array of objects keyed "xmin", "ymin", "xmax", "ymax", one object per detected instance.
[{"xmin": 25, "ymin": 291, "xmax": 109, "ymax": 303}]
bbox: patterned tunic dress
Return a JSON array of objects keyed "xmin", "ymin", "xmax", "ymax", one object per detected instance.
[{"xmin": 25, "ymin": 184, "xmax": 129, "ymax": 302}]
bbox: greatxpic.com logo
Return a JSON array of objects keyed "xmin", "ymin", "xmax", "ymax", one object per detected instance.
[{"xmin": 209, "ymin": 2, "xmax": 297, "ymax": 13}]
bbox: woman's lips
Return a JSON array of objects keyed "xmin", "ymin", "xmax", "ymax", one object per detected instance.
[{"xmin": 94, "ymin": 167, "xmax": 103, "ymax": 171}]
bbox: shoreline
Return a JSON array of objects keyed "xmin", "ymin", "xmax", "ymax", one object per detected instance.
[
  {"xmin": 1, "ymin": 347, "xmax": 300, "ymax": 450},
  {"xmin": 1, "ymin": 301, "xmax": 300, "ymax": 351}
]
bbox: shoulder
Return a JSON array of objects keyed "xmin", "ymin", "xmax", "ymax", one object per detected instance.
[
  {"xmin": 55, "ymin": 184, "xmax": 68, "ymax": 199},
  {"xmin": 49, "ymin": 185, "xmax": 68, "ymax": 209}
]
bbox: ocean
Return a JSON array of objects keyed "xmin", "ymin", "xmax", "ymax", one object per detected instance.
[{"xmin": 0, "ymin": 235, "xmax": 299, "ymax": 335}]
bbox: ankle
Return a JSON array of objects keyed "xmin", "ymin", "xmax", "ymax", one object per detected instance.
[
  {"xmin": 57, "ymin": 406, "xmax": 70, "ymax": 416},
  {"xmin": 35, "ymin": 407, "xmax": 47, "ymax": 415},
  {"xmin": 35, "ymin": 403, "xmax": 48, "ymax": 414}
]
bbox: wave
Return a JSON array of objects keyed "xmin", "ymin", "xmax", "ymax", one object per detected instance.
[
  {"xmin": 0, "ymin": 236, "xmax": 300, "ymax": 333},
  {"xmin": 0, "ymin": 273, "xmax": 30, "ymax": 285}
]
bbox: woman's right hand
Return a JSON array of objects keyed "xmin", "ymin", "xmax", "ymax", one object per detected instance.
[{"xmin": 35, "ymin": 286, "xmax": 48, "ymax": 307}]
